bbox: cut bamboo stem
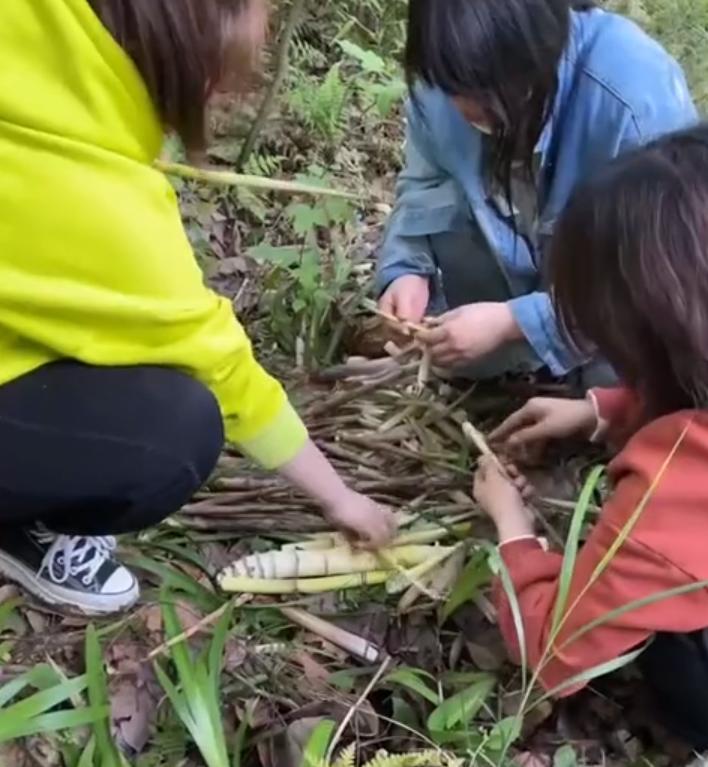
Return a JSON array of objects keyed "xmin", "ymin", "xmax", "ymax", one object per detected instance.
[
  {"xmin": 280, "ymin": 606, "xmax": 381, "ymax": 663},
  {"xmin": 462, "ymin": 420, "xmax": 563, "ymax": 547},
  {"xmin": 156, "ymin": 160, "xmax": 360, "ymax": 200}
]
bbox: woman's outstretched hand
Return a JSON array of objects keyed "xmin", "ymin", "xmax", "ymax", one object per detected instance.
[
  {"xmin": 490, "ymin": 397, "xmax": 597, "ymax": 457},
  {"xmin": 278, "ymin": 439, "xmax": 397, "ymax": 550},
  {"xmin": 322, "ymin": 489, "xmax": 397, "ymax": 550}
]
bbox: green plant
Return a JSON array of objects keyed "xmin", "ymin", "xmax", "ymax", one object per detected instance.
[
  {"xmin": 289, "ymin": 63, "xmax": 351, "ymax": 143},
  {"xmin": 287, "ymin": 37, "xmax": 405, "ymax": 150},
  {"xmin": 249, "ymin": 169, "xmax": 359, "ymax": 367},
  {"xmin": 85, "ymin": 625, "xmax": 125, "ymax": 767},
  {"xmin": 153, "ymin": 592, "xmax": 235, "ymax": 767},
  {"xmin": 337, "ymin": 39, "xmax": 406, "ymax": 119},
  {"xmin": 605, "ymin": 0, "xmax": 708, "ymax": 109},
  {"xmin": 0, "ymin": 665, "xmax": 106, "ymax": 744}
]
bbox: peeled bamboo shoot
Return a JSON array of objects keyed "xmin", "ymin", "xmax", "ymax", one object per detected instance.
[
  {"xmin": 220, "ymin": 545, "xmax": 452, "ymax": 581},
  {"xmin": 219, "ymin": 569, "xmax": 392, "ymax": 594}
]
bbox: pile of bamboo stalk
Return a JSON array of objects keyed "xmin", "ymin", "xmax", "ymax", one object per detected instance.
[{"xmin": 178, "ymin": 361, "xmax": 484, "ymax": 534}]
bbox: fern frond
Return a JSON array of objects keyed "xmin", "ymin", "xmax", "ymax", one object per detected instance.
[
  {"xmin": 332, "ymin": 743, "xmax": 357, "ymax": 767},
  {"xmin": 362, "ymin": 750, "xmax": 460, "ymax": 767}
]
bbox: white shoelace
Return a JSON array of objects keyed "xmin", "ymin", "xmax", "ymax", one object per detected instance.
[{"xmin": 35, "ymin": 529, "xmax": 117, "ymax": 586}]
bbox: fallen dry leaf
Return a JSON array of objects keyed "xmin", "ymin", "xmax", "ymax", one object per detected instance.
[{"xmin": 291, "ymin": 649, "xmax": 330, "ymax": 684}]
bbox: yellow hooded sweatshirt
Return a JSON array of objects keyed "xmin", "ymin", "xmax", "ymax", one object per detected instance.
[{"xmin": 0, "ymin": 0, "xmax": 308, "ymax": 469}]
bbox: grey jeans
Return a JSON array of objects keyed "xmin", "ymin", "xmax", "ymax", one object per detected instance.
[{"xmin": 429, "ymin": 222, "xmax": 616, "ymax": 389}]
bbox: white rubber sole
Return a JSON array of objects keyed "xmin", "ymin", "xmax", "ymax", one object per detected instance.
[{"xmin": 0, "ymin": 551, "xmax": 140, "ymax": 615}]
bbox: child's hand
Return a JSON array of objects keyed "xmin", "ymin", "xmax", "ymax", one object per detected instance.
[
  {"xmin": 474, "ymin": 456, "xmax": 534, "ymax": 542},
  {"xmin": 490, "ymin": 397, "xmax": 597, "ymax": 459},
  {"xmin": 323, "ymin": 489, "xmax": 397, "ymax": 550}
]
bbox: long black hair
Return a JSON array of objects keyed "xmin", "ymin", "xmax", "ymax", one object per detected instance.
[{"xmin": 405, "ymin": 0, "xmax": 594, "ymax": 199}]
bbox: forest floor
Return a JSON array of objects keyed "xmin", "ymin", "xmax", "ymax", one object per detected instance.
[{"xmin": 3, "ymin": 13, "xmax": 708, "ymax": 758}]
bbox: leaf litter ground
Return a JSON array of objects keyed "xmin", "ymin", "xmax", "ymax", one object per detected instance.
[{"xmin": 0, "ymin": 346, "xmax": 699, "ymax": 767}]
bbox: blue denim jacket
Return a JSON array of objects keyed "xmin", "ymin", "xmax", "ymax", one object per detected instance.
[{"xmin": 376, "ymin": 9, "xmax": 697, "ymax": 375}]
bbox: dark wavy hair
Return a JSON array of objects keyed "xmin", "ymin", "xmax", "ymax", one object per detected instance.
[
  {"xmin": 87, "ymin": 0, "xmax": 265, "ymax": 151},
  {"xmin": 405, "ymin": 0, "xmax": 594, "ymax": 201},
  {"xmin": 550, "ymin": 124, "xmax": 708, "ymax": 417}
]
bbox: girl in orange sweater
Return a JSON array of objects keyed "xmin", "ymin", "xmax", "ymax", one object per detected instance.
[{"xmin": 473, "ymin": 124, "xmax": 708, "ymax": 748}]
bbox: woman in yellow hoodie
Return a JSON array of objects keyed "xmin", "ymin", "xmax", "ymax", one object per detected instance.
[{"xmin": 0, "ymin": 0, "xmax": 395, "ymax": 614}]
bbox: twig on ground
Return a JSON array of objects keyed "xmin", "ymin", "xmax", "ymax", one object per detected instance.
[
  {"xmin": 325, "ymin": 655, "xmax": 393, "ymax": 764},
  {"xmin": 144, "ymin": 595, "xmax": 251, "ymax": 663}
]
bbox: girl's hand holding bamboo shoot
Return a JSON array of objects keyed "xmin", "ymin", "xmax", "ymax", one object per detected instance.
[
  {"xmin": 474, "ymin": 456, "xmax": 535, "ymax": 543},
  {"xmin": 490, "ymin": 397, "xmax": 597, "ymax": 458},
  {"xmin": 278, "ymin": 439, "xmax": 396, "ymax": 549},
  {"xmin": 416, "ymin": 302, "xmax": 523, "ymax": 366},
  {"xmin": 378, "ymin": 274, "xmax": 430, "ymax": 324}
]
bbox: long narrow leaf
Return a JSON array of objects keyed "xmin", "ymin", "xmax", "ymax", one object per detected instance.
[
  {"xmin": 126, "ymin": 555, "xmax": 219, "ymax": 610},
  {"xmin": 0, "ymin": 705, "xmax": 108, "ymax": 742},
  {"xmin": 560, "ymin": 579, "xmax": 708, "ymax": 651},
  {"xmin": 86, "ymin": 625, "xmax": 122, "ymax": 767},
  {"xmin": 427, "ymin": 674, "xmax": 495, "ymax": 733},
  {"xmin": 1, "ymin": 674, "xmax": 88, "ymax": 723},
  {"xmin": 551, "ymin": 466, "xmax": 604, "ymax": 634},
  {"xmin": 588, "ymin": 426, "xmax": 689, "ymax": 584},
  {"xmin": 485, "ymin": 544, "xmax": 528, "ymax": 690},
  {"xmin": 536, "ymin": 646, "xmax": 645, "ymax": 703},
  {"xmin": 301, "ymin": 720, "xmax": 336, "ymax": 767},
  {"xmin": 383, "ymin": 668, "xmax": 441, "ymax": 706}
]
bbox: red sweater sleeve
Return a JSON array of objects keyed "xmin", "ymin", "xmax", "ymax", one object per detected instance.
[
  {"xmin": 590, "ymin": 386, "xmax": 645, "ymax": 447},
  {"xmin": 495, "ymin": 414, "xmax": 708, "ymax": 696}
]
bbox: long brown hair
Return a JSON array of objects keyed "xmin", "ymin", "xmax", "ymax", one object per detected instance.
[
  {"xmin": 549, "ymin": 125, "xmax": 708, "ymax": 417},
  {"xmin": 87, "ymin": 0, "xmax": 266, "ymax": 151}
]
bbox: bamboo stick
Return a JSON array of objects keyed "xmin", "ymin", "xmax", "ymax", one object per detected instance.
[
  {"xmin": 280, "ymin": 606, "xmax": 381, "ymax": 663},
  {"xmin": 461, "ymin": 420, "xmax": 563, "ymax": 547},
  {"xmin": 156, "ymin": 160, "xmax": 360, "ymax": 200}
]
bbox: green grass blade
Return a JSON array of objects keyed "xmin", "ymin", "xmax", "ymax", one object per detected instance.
[
  {"xmin": 77, "ymin": 737, "xmax": 96, "ymax": 767},
  {"xmin": 485, "ymin": 543, "xmax": 528, "ymax": 690},
  {"xmin": 301, "ymin": 719, "xmax": 336, "ymax": 767},
  {"xmin": 441, "ymin": 549, "xmax": 492, "ymax": 622},
  {"xmin": 0, "ymin": 705, "xmax": 109, "ymax": 742},
  {"xmin": 0, "ymin": 597, "xmax": 22, "ymax": 632},
  {"xmin": 208, "ymin": 603, "xmax": 233, "ymax": 691},
  {"xmin": 125, "ymin": 554, "xmax": 219, "ymax": 610},
  {"xmin": 160, "ymin": 595, "xmax": 200, "ymax": 703},
  {"xmin": 232, "ymin": 714, "xmax": 249, "ymax": 767},
  {"xmin": 426, "ymin": 674, "xmax": 495, "ymax": 732},
  {"xmin": 587, "ymin": 427, "xmax": 688, "ymax": 591},
  {"xmin": 1, "ymin": 673, "xmax": 88, "ymax": 723},
  {"xmin": 85, "ymin": 624, "xmax": 122, "ymax": 767},
  {"xmin": 536, "ymin": 646, "xmax": 645, "ymax": 703},
  {"xmin": 551, "ymin": 466, "xmax": 604, "ymax": 634},
  {"xmin": 560, "ymin": 579, "xmax": 708, "ymax": 651},
  {"xmin": 383, "ymin": 668, "xmax": 441, "ymax": 706},
  {"xmin": 0, "ymin": 672, "xmax": 34, "ymax": 708}
]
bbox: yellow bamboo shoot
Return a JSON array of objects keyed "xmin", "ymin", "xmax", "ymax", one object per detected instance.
[
  {"xmin": 219, "ymin": 570, "xmax": 392, "ymax": 594},
  {"xmin": 221, "ymin": 545, "xmax": 452, "ymax": 580}
]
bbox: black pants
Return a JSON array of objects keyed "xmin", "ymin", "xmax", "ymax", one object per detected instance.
[
  {"xmin": 0, "ymin": 362, "xmax": 224, "ymax": 536},
  {"xmin": 640, "ymin": 631, "xmax": 708, "ymax": 749}
]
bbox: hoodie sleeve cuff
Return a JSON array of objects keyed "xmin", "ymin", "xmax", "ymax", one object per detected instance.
[{"xmin": 235, "ymin": 401, "xmax": 309, "ymax": 470}]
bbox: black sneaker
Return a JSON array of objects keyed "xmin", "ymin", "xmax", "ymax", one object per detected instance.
[{"xmin": 0, "ymin": 524, "xmax": 139, "ymax": 614}]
